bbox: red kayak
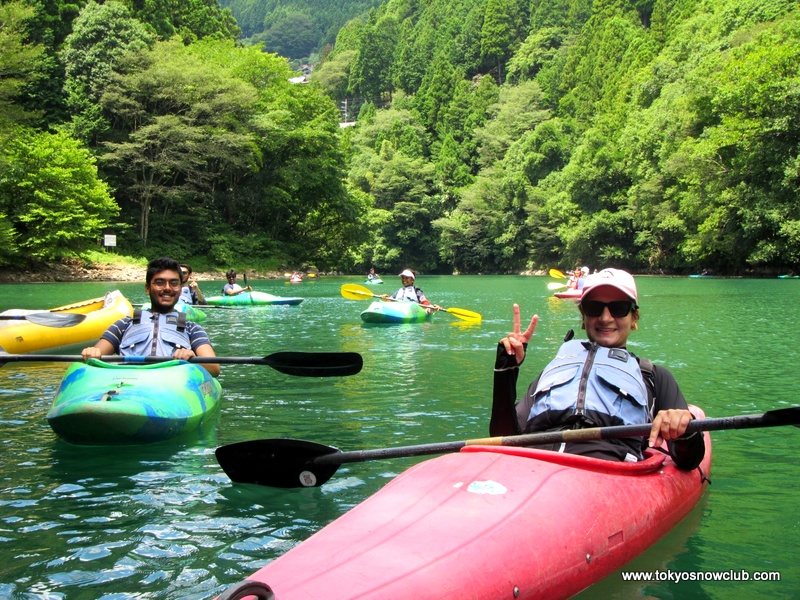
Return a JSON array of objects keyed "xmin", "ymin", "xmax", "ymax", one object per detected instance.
[
  {"xmin": 218, "ymin": 410, "xmax": 712, "ymax": 599},
  {"xmin": 554, "ymin": 288, "xmax": 582, "ymax": 299}
]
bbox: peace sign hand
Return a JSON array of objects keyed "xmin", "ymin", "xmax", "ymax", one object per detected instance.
[{"xmin": 500, "ymin": 303, "xmax": 538, "ymax": 365}]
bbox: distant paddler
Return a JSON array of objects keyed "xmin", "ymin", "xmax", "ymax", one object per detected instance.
[{"xmin": 380, "ymin": 269, "xmax": 441, "ymax": 313}]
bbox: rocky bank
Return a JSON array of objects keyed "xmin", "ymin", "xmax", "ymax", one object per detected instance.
[{"xmin": 0, "ymin": 260, "xmax": 287, "ymax": 284}]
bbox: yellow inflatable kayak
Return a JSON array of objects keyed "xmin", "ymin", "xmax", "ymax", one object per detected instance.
[{"xmin": 0, "ymin": 290, "xmax": 133, "ymax": 354}]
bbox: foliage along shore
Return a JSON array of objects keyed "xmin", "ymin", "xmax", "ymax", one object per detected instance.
[
  {"xmin": 0, "ymin": 257, "xmax": 785, "ymax": 285},
  {"xmin": 3, "ymin": 1, "xmax": 799, "ymax": 279},
  {"xmin": 0, "ymin": 260, "xmax": 298, "ymax": 285}
]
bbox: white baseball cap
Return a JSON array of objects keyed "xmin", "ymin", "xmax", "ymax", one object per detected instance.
[
  {"xmin": 399, "ymin": 269, "xmax": 415, "ymax": 279},
  {"xmin": 581, "ymin": 268, "xmax": 638, "ymax": 303}
]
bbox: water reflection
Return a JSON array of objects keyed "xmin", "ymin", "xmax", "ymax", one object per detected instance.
[{"xmin": 1, "ymin": 277, "xmax": 799, "ymax": 598}]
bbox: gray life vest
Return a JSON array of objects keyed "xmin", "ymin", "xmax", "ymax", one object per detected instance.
[
  {"xmin": 119, "ymin": 309, "xmax": 190, "ymax": 357},
  {"xmin": 179, "ymin": 286, "xmax": 193, "ymax": 304},
  {"xmin": 528, "ymin": 339, "xmax": 649, "ymax": 428},
  {"xmin": 393, "ymin": 285, "xmax": 422, "ymax": 302}
]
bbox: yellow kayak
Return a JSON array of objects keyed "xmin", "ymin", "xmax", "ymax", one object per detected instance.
[{"xmin": 0, "ymin": 290, "xmax": 133, "ymax": 354}]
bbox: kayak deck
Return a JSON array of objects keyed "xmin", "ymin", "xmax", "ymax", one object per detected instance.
[{"xmin": 224, "ymin": 424, "xmax": 711, "ymax": 599}]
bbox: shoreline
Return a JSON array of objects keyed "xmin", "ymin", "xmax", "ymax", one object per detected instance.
[
  {"xmin": 0, "ymin": 262, "xmax": 294, "ymax": 285},
  {"xmin": 0, "ymin": 261, "xmax": 785, "ymax": 284}
]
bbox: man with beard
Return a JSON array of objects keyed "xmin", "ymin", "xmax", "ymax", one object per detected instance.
[{"xmin": 82, "ymin": 257, "xmax": 220, "ymax": 377}]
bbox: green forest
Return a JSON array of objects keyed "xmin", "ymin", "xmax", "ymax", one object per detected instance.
[
  {"xmin": 1, "ymin": 0, "xmax": 798, "ymax": 275},
  {"xmin": 219, "ymin": 0, "xmax": 382, "ymax": 62}
]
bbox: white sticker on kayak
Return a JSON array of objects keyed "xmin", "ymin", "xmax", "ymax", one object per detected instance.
[{"xmin": 466, "ymin": 480, "xmax": 507, "ymax": 495}]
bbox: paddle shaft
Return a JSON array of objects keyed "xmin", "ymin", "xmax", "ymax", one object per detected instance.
[
  {"xmin": 214, "ymin": 407, "xmax": 800, "ymax": 488},
  {"xmin": 308, "ymin": 410, "xmax": 799, "ymax": 466},
  {"xmin": 0, "ymin": 351, "xmax": 363, "ymax": 376}
]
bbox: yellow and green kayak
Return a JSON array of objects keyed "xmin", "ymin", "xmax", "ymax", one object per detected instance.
[{"xmin": 360, "ymin": 301, "xmax": 432, "ymax": 324}]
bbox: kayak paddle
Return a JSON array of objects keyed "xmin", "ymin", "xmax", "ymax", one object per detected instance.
[
  {"xmin": 133, "ymin": 303, "xmax": 233, "ymax": 310},
  {"xmin": 0, "ymin": 351, "xmax": 363, "ymax": 377},
  {"xmin": 215, "ymin": 407, "xmax": 800, "ymax": 488},
  {"xmin": 547, "ymin": 282, "xmax": 568, "ymax": 290},
  {"xmin": 0, "ymin": 312, "xmax": 87, "ymax": 327},
  {"xmin": 340, "ymin": 284, "xmax": 481, "ymax": 323},
  {"xmin": 549, "ymin": 268, "xmax": 567, "ymax": 279}
]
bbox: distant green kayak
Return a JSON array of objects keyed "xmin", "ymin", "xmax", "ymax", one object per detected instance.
[
  {"xmin": 140, "ymin": 301, "xmax": 206, "ymax": 322},
  {"xmin": 204, "ymin": 291, "xmax": 304, "ymax": 306},
  {"xmin": 47, "ymin": 359, "xmax": 222, "ymax": 444},
  {"xmin": 360, "ymin": 301, "xmax": 432, "ymax": 324}
]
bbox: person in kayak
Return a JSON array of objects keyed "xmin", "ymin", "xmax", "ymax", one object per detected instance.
[
  {"xmin": 381, "ymin": 269, "xmax": 441, "ymax": 311},
  {"xmin": 222, "ymin": 269, "xmax": 252, "ymax": 296},
  {"xmin": 81, "ymin": 257, "xmax": 220, "ymax": 377},
  {"xmin": 178, "ymin": 263, "xmax": 205, "ymax": 305},
  {"xmin": 490, "ymin": 267, "xmax": 704, "ymax": 469},
  {"xmin": 367, "ymin": 267, "xmax": 380, "ymax": 281}
]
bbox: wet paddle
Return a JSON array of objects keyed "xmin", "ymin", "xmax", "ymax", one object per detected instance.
[
  {"xmin": 215, "ymin": 407, "xmax": 800, "ymax": 488},
  {"xmin": 0, "ymin": 351, "xmax": 363, "ymax": 377},
  {"xmin": 549, "ymin": 268, "xmax": 567, "ymax": 279},
  {"xmin": 340, "ymin": 284, "xmax": 481, "ymax": 323},
  {"xmin": 0, "ymin": 313, "xmax": 87, "ymax": 327},
  {"xmin": 133, "ymin": 303, "xmax": 233, "ymax": 310},
  {"xmin": 547, "ymin": 282, "xmax": 568, "ymax": 290}
]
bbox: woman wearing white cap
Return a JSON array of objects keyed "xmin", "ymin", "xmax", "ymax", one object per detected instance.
[
  {"xmin": 381, "ymin": 269, "xmax": 440, "ymax": 310},
  {"xmin": 490, "ymin": 267, "xmax": 704, "ymax": 469}
]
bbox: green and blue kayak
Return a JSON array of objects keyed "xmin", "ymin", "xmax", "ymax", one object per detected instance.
[
  {"xmin": 46, "ymin": 358, "xmax": 222, "ymax": 444},
  {"xmin": 360, "ymin": 301, "xmax": 432, "ymax": 324},
  {"xmin": 204, "ymin": 291, "xmax": 304, "ymax": 306}
]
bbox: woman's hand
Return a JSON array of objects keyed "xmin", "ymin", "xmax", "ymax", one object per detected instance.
[
  {"xmin": 648, "ymin": 409, "xmax": 693, "ymax": 447},
  {"xmin": 500, "ymin": 304, "xmax": 538, "ymax": 365}
]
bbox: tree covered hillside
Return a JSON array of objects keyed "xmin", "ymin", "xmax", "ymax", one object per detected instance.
[
  {"xmin": 219, "ymin": 0, "xmax": 382, "ymax": 60},
  {"xmin": 1, "ymin": 0, "xmax": 798, "ymax": 274},
  {"xmin": 1, "ymin": 0, "xmax": 365, "ymax": 270},
  {"xmin": 320, "ymin": 0, "xmax": 800, "ymax": 274}
]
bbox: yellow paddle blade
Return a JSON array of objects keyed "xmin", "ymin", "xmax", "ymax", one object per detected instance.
[
  {"xmin": 442, "ymin": 307, "xmax": 482, "ymax": 323},
  {"xmin": 549, "ymin": 268, "xmax": 567, "ymax": 279},
  {"xmin": 341, "ymin": 283, "xmax": 377, "ymax": 301},
  {"xmin": 547, "ymin": 282, "xmax": 568, "ymax": 290}
]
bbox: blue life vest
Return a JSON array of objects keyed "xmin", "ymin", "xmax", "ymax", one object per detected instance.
[
  {"xmin": 119, "ymin": 309, "xmax": 190, "ymax": 357},
  {"xmin": 528, "ymin": 339, "xmax": 649, "ymax": 429},
  {"xmin": 179, "ymin": 286, "xmax": 193, "ymax": 304}
]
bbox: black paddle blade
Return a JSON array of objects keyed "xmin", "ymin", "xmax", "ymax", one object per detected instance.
[
  {"xmin": 764, "ymin": 407, "xmax": 800, "ymax": 428},
  {"xmin": 0, "ymin": 312, "xmax": 87, "ymax": 327},
  {"xmin": 263, "ymin": 351, "xmax": 363, "ymax": 377},
  {"xmin": 215, "ymin": 438, "xmax": 341, "ymax": 488}
]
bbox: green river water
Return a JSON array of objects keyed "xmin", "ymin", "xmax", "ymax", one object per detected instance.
[{"xmin": 0, "ymin": 275, "xmax": 798, "ymax": 599}]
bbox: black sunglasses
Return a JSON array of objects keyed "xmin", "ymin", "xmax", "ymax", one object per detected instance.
[{"xmin": 580, "ymin": 300, "xmax": 637, "ymax": 318}]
